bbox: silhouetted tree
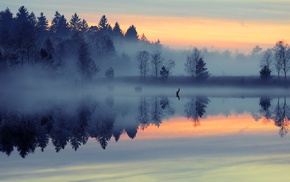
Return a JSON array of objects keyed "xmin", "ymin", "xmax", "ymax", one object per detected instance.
[
  {"xmin": 112, "ymin": 22, "xmax": 123, "ymax": 38},
  {"xmin": 36, "ymin": 12, "xmax": 48, "ymax": 37},
  {"xmin": 151, "ymin": 50, "xmax": 163, "ymax": 78},
  {"xmin": 0, "ymin": 8, "xmax": 13, "ymax": 38},
  {"xmin": 160, "ymin": 59, "xmax": 175, "ymax": 80},
  {"xmin": 98, "ymin": 15, "xmax": 110, "ymax": 33},
  {"xmin": 125, "ymin": 25, "xmax": 138, "ymax": 42},
  {"xmin": 160, "ymin": 66, "xmax": 169, "ymax": 79},
  {"xmin": 185, "ymin": 48, "xmax": 201, "ymax": 78},
  {"xmin": 50, "ymin": 11, "xmax": 69, "ymax": 36},
  {"xmin": 140, "ymin": 33, "xmax": 149, "ymax": 43},
  {"xmin": 196, "ymin": 58, "xmax": 209, "ymax": 80},
  {"xmin": 274, "ymin": 41, "xmax": 290, "ymax": 80},
  {"xmin": 80, "ymin": 19, "xmax": 89, "ymax": 32},
  {"xmin": 0, "ymin": 8, "xmax": 18, "ymax": 68},
  {"xmin": 137, "ymin": 50, "xmax": 150, "ymax": 81},
  {"xmin": 14, "ymin": 6, "xmax": 37, "ymax": 65},
  {"xmin": 78, "ymin": 40, "xmax": 99, "ymax": 81},
  {"xmin": 260, "ymin": 65, "xmax": 271, "ymax": 81},
  {"xmin": 69, "ymin": 13, "xmax": 81, "ymax": 32}
]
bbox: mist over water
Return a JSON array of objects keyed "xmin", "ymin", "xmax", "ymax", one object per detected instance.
[{"xmin": 1, "ymin": 5, "xmax": 290, "ymax": 182}]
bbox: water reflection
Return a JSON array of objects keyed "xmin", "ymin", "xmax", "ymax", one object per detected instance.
[
  {"xmin": 258, "ymin": 97, "xmax": 290, "ymax": 137},
  {"xmin": 184, "ymin": 96, "xmax": 210, "ymax": 127},
  {"xmin": 0, "ymin": 95, "xmax": 290, "ymax": 158}
]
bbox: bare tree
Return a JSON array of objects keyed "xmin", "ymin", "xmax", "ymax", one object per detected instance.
[
  {"xmin": 185, "ymin": 48, "xmax": 209, "ymax": 80},
  {"xmin": 151, "ymin": 50, "xmax": 163, "ymax": 78},
  {"xmin": 260, "ymin": 49, "xmax": 272, "ymax": 68},
  {"xmin": 137, "ymin": 50, "xmax": 150, "ymax": 81},
  {"xmin": 274, "ymin": 41, "xmax": 290, "ymax": 80},
  {"xmin": 160, "ymin": 59, "xmax": 175, "ymax": 80},
  {"xmin": 185, "ymin": 48, "xmax": 202, "ymax": 78}
]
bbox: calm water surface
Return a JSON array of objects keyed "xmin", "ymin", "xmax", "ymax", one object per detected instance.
[{"xmin": 0, "ymin": 88, "xmax": 290, "ymax": 181}]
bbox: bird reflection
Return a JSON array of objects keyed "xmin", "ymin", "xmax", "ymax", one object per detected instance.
[{"xmin": 176, "ymin": 88, "xmax": 180, "ymax": 100}]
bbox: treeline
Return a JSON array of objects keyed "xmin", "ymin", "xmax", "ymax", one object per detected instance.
[
  {"xmin": 0, "ymin": 96, "xmax": 175, "ymax": 158},
  {"xmin": 1, "ymin": 6, "xmax": 289, "ymax": 82},
  {"xmin": 258, "ymin": 42, "xmax": 290, "ymax": 81},
  {"xmin": 0, "ymin": 6, "xmax": 162, "ymax": 81}
]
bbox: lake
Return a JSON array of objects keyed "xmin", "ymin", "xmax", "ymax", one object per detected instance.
[{"xmin": 0, "ymin": 86, "xmax": 290, "ymax": 181}]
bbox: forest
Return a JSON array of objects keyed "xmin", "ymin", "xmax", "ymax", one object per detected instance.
[{"xmin": 0, "ymin": 6, "xmax": 290, "ymax": 86}]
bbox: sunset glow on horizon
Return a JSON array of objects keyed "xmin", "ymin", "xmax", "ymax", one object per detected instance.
[
  {"xmin": 87, "ymin": 14, "xmax": 290, "ymax": 53},
  {"xmin": 1, "ymin": 0, "xmax": 289, "ymax": 53}
]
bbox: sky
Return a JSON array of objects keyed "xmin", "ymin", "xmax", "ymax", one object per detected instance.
[{"xmin": 1, "ymin": 0, "xmax": 290, "ymax": 53}]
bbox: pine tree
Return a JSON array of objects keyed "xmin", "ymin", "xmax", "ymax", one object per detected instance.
[
  {"xmin": 125, "ymin": 25, "xmax": 138, "ymax": 41},
  {"xmin": 98, "ymin": 15, "xmax": 109, "ymax": 31},
  {"xmin": 78, "ymin": 41, "xmax": 99, "ymax": 81},
  {"xmin": 69, "ymin": 13, "xmax": 81, "ymax": 32},
  {"xmin": 196, "ymin": 58, "xmax": 209, "ymax": 81},
  {"xmin": 36, "ymin": 12, "xmax": 48, "ymax": 36},
  {"xmin": 260, "ymin": 65, "xmax": 271, "ymax": 81},
  {"xmin": 112, "ymin": 22, "xmax": 123, "ymax": 37}
]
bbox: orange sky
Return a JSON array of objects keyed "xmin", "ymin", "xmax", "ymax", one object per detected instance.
[
  {"xmin": 87, "ymin": 14, "xmax": 290, "ymax": 53},
  {"xmin": 120, "ymin": 114, "xmax": 280, "ymax": 140},
  {"xmin": 1, "ymin": 1, "xmax": 290, "ymax": 53}
]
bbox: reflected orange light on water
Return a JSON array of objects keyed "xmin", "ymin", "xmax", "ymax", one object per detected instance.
[{"xmin": 130, "ymin": 114, "xmax": 279, "ymax": 140}]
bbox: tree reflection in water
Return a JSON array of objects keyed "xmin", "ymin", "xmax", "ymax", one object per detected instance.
[
  {"xmin": 0, "ymin": 96, "xmax": 175, "ymax": 158},
  {"xmin": 184, "ymin": 96, "xmax": 210, "ymax": 127},
  {"xmin": 1, "ymin": 95, "xmax": 289, "ymax": 158},
  {"xmin": 258, "ymin": 97, "xmax": 290, "ymax": 137}
]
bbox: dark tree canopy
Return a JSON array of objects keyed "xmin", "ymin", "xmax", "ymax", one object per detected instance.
[
  {"xmin": 98, "ymin": 15, "xmax": 109, "ymax": 32},
  {"xmin": 125, "ymin": 25, "xmax": 138, "ymax": 41},
  {"xmin": 50, "ymin": 11, "xmax": 69, "ymax": 36},
  {"xmin": 196, "ymin": 58, "xmax": 209, "ymax": 81},
  {"xmin": 69, "ymin": 13, "xmax": 81, "ymax": 32},
  {"xmin": 78, "ymin": 40, "xmax": 99, "ymax": 81},
  {"xmin": 36, "ymin": 12, "xmax": 48, "ymax": 36},
  {"xmin": 260, "ymin": 65, "xmax": 271, "ymax": 81},
  {"xmin": 112, "ymin": 22, "xmax": 123, "ymax": 37},
  {"xmin": 185, "ymin": 48, "xmax": 209, "ymax": 80}
]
